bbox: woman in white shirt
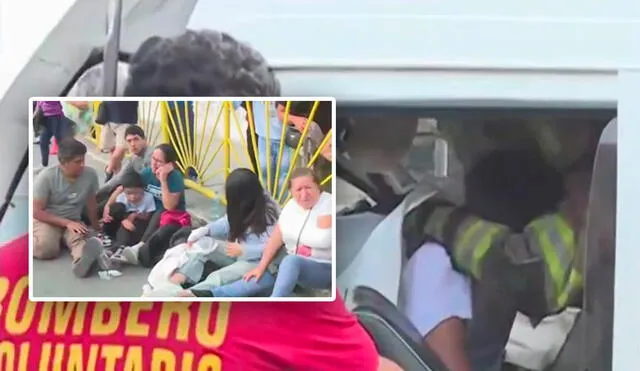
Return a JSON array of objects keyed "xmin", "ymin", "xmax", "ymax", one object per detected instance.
[
  {"xmin": 180, "ymin": 167, "xmax": 332, "ymax": 298},
  {"xmin": 244, "ymin": 167, "xmax": 332, "ymax": 297}
]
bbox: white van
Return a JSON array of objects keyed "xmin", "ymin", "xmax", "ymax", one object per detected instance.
[{"xmin": 1, "ymin": 1, "xmax": 638, "ymax": 369}]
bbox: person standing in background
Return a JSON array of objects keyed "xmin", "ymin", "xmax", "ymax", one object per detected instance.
[
  {"xmin": 237, "ymin": 101, "xmax": 293, "ymax": 195},
  {"xmin": 96, "ymin": 100, "xmax": 139, "ymax": 181},
  {"xmin": 34, "ymin": 101, "xmax": 69, "ymax": 172}
]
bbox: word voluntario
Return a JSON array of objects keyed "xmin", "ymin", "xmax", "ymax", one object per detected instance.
[{"xmin": 0, "ymin": 276, "xmax": 230, "ymax": 371}]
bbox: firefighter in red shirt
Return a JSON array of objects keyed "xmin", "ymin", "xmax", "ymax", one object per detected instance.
[{"xmin": 0, "ymin": 30, "xmax": 402, "ymax": 371}]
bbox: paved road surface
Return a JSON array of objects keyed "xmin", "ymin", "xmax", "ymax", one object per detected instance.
[{"xmin": 31, "ymin": 138, "xmax": 362, "ymax": 299}]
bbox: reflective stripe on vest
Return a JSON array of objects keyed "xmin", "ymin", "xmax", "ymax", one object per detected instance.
[
  {"xmin": 452, "ymin": 216, "xmax": 507, "ymax": 279},
  {"xmin": 557, "ymin": 269, "xmax": 583, "ymax": 309},
  {"xmin": 527, "ymin": 214, "xmax": 580, "ymax": 310}
]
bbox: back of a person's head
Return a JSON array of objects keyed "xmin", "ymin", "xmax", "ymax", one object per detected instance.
[
  {"xmin": 57, "ymin": 138, "xmax": 87, "ymax": 163},
  {"xmin": 464, "ymin": 148, "xmax": 564, "ymax": 231},
  {"xmin": 225, "ymin": 168, "xmax": 278, "ymax": 241},
  {"xmin": 124, "ymin": 30, "xmax": 280, "ymax": 97},
  {"xmin": 121, "ymin": 171, "xmax": 145, "ymax": 189}
]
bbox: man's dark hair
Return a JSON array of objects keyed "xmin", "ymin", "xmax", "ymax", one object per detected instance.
[
  {"xmin": 124, "ymin": 30, "xmax": 280, "ymax": 97},
  {"xmin": 121, "ymin": 171, "xmax": 145, "ymax": 189},
  {"xmin": 57, "ymin": 138, "xmax": 87, "ymax": 164},
  {"xmin": 125, "ymin": 125, "xmax": 146, "ymax": 139}
]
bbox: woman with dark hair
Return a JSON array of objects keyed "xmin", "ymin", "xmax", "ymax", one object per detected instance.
[
  {"xmin": 180, "ymin": 167, "xmax": 333, "ymax": 298},
  {"xmin": 144, "ymin": 168, "xmax": 280, "ymax": 296},
  {"xmin": 106, "ymin": 143, "xmax": 187, "ymax": 267}
]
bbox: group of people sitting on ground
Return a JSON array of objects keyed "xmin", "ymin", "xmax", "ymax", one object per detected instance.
[{"xmin": 32, "ymin": 121, "xmax": 334, "ymax": 297}]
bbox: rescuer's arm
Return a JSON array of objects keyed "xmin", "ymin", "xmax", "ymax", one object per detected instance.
[{"xmin": 430, "ymin": 205, "xmax": 581, "ymax": 317}]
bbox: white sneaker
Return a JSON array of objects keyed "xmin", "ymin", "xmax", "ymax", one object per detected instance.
[{"xmin": 119, "ymin": 243, "xmax": 142, "ymax": 265}]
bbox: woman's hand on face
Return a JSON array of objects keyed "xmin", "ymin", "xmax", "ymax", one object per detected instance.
[
  {"xmin": 243, "ymin": 266, "xmax": 265, "ymax": 282},
  {"xmin": 156, "ymin": 163, "xmax": 174, "ymax": 181}
]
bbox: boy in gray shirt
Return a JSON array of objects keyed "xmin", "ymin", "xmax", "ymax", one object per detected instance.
[
  {"xmin": 32, "ymin": 138, "xmax": 104, "ymax": 277},
  {"xmin": 96, "ymin": 125, "xmax": 151, "ymax": 214}
]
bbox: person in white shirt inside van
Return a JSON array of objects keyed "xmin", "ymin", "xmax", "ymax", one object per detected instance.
[
  {"xmin": 244, "ymin": 167, "xmax": 333, "ymax": 297},
  {"xmin": 101, "ymin": 171, "xmax": 156, "ymax": 248}
]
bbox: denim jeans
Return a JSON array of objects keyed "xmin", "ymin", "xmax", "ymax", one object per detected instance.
[
  {"xmin": 211, "ymin": 271, "xmax": 276, "ymax": 297},
  {"xmin": 40, "ymin": 115, "xmax": 68, "ymax": 166},
  {"xmin": 257, "ymin": 136, "xmax": 292, "ymax": 198},
  {"xmin": 178, "ymin": 242, "xmax": 232, "ymax": 284},
  {"xmin": 271, "ymin": 255, "xmax": 332, "ymax": 297}
]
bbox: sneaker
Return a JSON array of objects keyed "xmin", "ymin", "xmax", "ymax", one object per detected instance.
[
  {"xmin": 33, "ymin": 137, "xmax": 41, "ymax": 144},
  {"xmin": 111, "ymin": 243, "xmax": 141, "ymax": 265},
  {"xmin": 96, "ymin": 251, "xmax": 113, "ymax": 271},
  {"xmin": 95, "ymin": 233, "xmax": 112, "ymax": 248},
  {"xmin": 71, "ymin": 237, "xmax": 103, "ymax": 278},
  {"xmin": 120, "ymin": 245, "xmax": 139, "ymax": 265}
]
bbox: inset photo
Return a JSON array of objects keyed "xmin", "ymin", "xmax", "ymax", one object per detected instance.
[{"xmin": 29, "ymin": 97, "xmax": 335, "ymax": 302}]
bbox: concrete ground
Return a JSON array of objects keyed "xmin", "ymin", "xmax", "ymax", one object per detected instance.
[{"xmin": 31, "ymin": 136, "xmax": 363, "ymax": 299}]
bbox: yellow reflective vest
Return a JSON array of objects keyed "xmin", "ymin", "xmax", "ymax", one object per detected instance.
[{"xmin": 416, "ymin": 206, "xmax": 582, "ymax": 314}]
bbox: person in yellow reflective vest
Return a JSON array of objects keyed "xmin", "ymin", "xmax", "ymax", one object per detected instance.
[
  {"xmin": 419, "ymin": 153, "xmax": 591, "ymax": 317},
  {"xmin": 402, "ymin": 150, "xmax": 593, "ymax": 371}
]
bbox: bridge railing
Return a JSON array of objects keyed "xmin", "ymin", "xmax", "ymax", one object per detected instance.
[{"xmin": 81, "ymin": 100, "xmax": 333, "ymax": 206}]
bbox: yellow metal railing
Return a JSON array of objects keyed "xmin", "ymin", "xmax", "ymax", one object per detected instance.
[{"xmin": 84, "ymin": 100, "xmax": 333, "ymax": 207}]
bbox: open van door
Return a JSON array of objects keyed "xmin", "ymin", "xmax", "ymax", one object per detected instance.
[
  {"xmin": 581, "ymin": 117, "xmax": 616, "ymax": 370},
  {"xmin": 550, "ymin": 118, "xmax": 616, "ymax": 371}
]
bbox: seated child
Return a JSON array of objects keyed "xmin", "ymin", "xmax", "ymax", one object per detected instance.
[{"xmin": 102, "ymin": 171, "xmax": 156, "ymax": 248}]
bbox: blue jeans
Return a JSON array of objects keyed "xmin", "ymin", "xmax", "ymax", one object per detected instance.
[
  {"xmin": 271, "ymin": 255, "xmax": 332, "ymax": 297},
  {"xmin": 40, "ymin": 115, "xmax": 68, "ymax": 166},
  {"xmin": 212, "ymin": 271, "xmax": 276, "ymax": 297},
  {"xmin": 257, "ymin": 136, "xmax": 292, "ymax": 198}
]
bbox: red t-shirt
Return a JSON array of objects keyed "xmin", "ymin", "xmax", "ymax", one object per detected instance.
[{"xmin": 0, "ymin": 234, "xmax": 379, "ymax": 370}]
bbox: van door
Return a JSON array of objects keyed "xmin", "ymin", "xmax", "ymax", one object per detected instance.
[{"xmin": 582, "ymin": 118, "xmax": 617, "ymax": 370}]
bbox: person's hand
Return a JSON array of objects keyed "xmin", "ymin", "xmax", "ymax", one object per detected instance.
[
  {"xmin": 225, "ymin": 242, "xmax": 243, "ymax": 258},
  {"xmin": 290, "ymin": 116, "xmax": 307, "ymax": 132},
  {"xmin": 121, "ymin": 219, "xmax": 136, "ymax": 231},
  {"xmin": 156, "ymin": 163, "xmax": 174, "ymax": 182},
  {"xmin": 66, "ymin": 221, "xmax": 88, "ymax": 235},
  {"xmin": 321, "ymin": 133, "xmax": 332, "ymax": 161},
  {"xmin": 102, "ymin": 206, "xmax": 112, "ymax": 223},
  {"xmin": 243, "ymin": 266, "xmax": 266, "ymax": 282},
  {"xmin": 187, "ymin": 226, "xmax": 209, "ymax": 243}
]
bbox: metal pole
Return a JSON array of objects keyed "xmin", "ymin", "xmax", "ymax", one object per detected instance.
[
  {"xmin": 0, "ymin": 149, "xmax": 28, "ymax": 224},
  {"xmin": 102, "ymin": 0, "xmax": 122, "ymax": 96}
]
